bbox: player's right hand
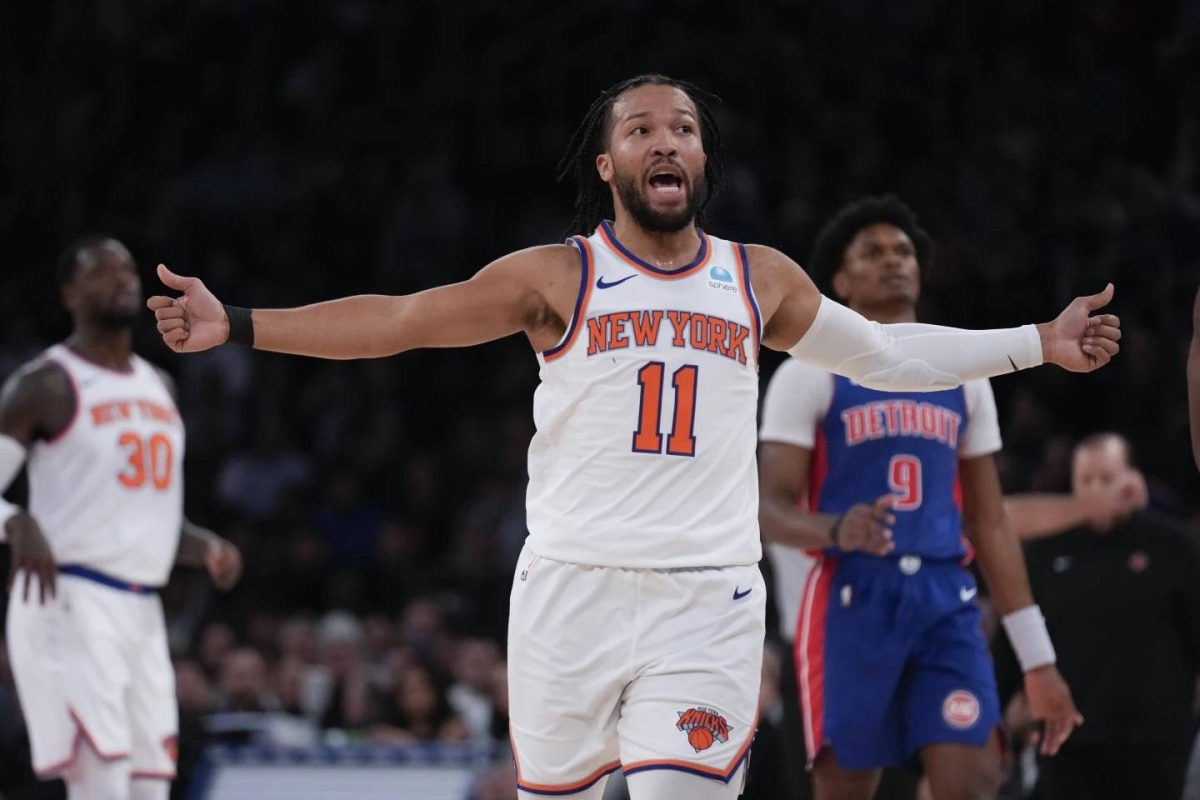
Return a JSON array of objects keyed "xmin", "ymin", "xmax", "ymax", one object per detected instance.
[
  {"xmin": 834, "ymin": 494, "xmax": 896, "ymax": 555},
  {"xmin": 147, "ymin": 265, "xmax": 229, "ymax": 353},
  {"xmin": 6, "ymin": 512, "xmax": 56, "ymax": 604}
]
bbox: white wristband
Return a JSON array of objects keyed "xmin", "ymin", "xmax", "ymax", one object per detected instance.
[{"xmin": 1002, "ymin": 605, "xmax": 1057, "ymax": 672}]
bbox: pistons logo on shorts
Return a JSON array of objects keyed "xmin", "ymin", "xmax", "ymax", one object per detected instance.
[
  {"xmin": 942, "ymin": 690, "xmax": 981, "ymax": 730},
  {"xmin": 677, "ymin": 706, "xmax": 732, "ymax": 752}
]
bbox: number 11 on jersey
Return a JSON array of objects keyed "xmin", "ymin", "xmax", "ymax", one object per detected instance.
[{"xmin": 632, "ymin": 362, "xmax": 698, "ymax": 457}]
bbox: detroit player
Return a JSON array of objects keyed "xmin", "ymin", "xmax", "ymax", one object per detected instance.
[
  {"xmin": 147, "ymin": 77, "xmax": 1119, "ymax": 799},
  {"xmin": 1, "ymin": 237, "xmax": 242, "ymax": 800},
  {"xmin": 759, "ymin": 196, "xmax": 1083, "ymax": 800}
]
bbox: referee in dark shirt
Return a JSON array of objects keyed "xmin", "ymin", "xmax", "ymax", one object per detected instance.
[{"xmin": 996, "ymin": 433, "xmax": 1200, "ymax": 800}]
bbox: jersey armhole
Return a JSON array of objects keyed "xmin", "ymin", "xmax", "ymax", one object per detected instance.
[
  {"xmin": 542, "ymin": 237, "xmax": 594, "ymax": 363},
  {"xmin": 733, "ymin": 243, "xmax": 763, "ymax": 361},
  {"xmin": 40, "ymin": 358, "xmax": 80, "ymax": 446}
]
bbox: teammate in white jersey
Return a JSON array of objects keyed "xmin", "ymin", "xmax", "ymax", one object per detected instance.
[
  {"xmin": 1, "ymin": 237, "xmax": 242, "ymax": 800},
  {"xmin": 147, "ymin": 75, "xmax": 1121, "ymax": 800}
]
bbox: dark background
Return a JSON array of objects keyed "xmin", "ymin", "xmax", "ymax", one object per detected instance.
[{"xmin": 1, "ymin": 1, "xmax": 1199, "ymax": 798}]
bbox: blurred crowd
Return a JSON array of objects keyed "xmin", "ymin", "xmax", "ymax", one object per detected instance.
[{"xmin": 2, "ymin": 1, "xmax": 1200, "ymax": 798}]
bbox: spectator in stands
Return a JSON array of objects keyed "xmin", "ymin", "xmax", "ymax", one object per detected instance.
[{"xmin": 371, "ymin": 663, "xmax": 469, "ymax": 744}]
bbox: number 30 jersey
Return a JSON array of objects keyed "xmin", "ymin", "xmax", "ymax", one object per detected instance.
[
  {"xmin": 26, "ymin": 344, "xmax": 185, "ymax": 587},
  {"xmin": 526, "ymin": 221, "xmax": 763, "ymax": 569}
]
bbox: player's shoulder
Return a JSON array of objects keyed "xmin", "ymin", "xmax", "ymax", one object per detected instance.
[
  {"xmin": 741, "ymin": 243, "xmax": 797, "ymax": 279},
  {"xmin": 961, "ymin": 377, "xmax": 997, "ymax": 408},
  {"xmin": 0, "ymin": 354, "xmax": 72, "ymax": 404},
  {"xmin": 488, "ymin": 243, "xmax": 582, "ymax": 285},
  {"xmin": 739, "ymin": 243, "xmax": 813, "ymax": 306},
  {"xmin": 147, "ymin": 361, "xmax": 179, "ymax": 402}
]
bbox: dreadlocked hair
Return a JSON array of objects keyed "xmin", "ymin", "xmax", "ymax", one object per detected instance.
[
  {"xmin": 555, "ymin": 74, "xmax": 727, "ymax": 238},
  {"xmin": 808, "ymin": 194, "xmax": 935, "ymax": 293}
]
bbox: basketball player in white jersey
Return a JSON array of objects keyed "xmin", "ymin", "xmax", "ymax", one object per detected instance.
[
  {"xmin": 147, "ymin": 75, "xmax": 1120, "ymax": 799},
  {"xmin": 1, "ymin": 236, "xmax": 242, "ymax": 800}
]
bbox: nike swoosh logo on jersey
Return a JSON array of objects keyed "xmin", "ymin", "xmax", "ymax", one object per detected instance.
[
  {"xmin": 959, "ymin": 586, "xmax": 978, "ymax": 603},
  {"xmin": 733, "ymin": 587, "xmax": 752, "ymax": 600},
  {"xmin": 596, "ymin": 274, "xmax": 637, "ymax": 290}
]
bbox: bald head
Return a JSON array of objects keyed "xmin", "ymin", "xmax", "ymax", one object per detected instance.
[
  {"xmin": 56, "ymin": 236, "xmax": 142, "ymax": 328},
  {"xmin": 1071, "ymin": 432, "xmax": 1144, "ymax": 529},
  {"xmin": 1074, "ymin": 432, "xmax": 1135, "ymax": 471}
]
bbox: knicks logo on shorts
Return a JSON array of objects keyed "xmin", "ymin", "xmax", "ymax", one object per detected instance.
[
  {"xmin": 942, "ymin": 690, "xmax": 980, "ymax": 730},
  {"xmin": 677, "ymin": 706, "xmax": 732, "ymax": 752},
  {"xmin": 163, "ymin": 734, "xmax": 179, "ymax": 763}
]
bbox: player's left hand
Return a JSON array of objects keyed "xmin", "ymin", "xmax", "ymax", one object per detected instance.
[
  {"xmin": 1023, "ymin": 664, "xmax": 1083, "ymax": 756},
  {"xmin": 205, "ymin": 538, "xmax": 243, "ymax": 591},
  {"xmin": 1040, "ymin": 284, "xmax": 1121, "ymax": 372},
  {"xmin": 6, "ymin": 512, "xmax": 56, "ymax": 604}
]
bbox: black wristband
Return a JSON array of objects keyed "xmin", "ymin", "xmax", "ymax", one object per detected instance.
[
  {"xmin": 224, "ymin": 305, "xmax": 255, "ymax": 347},
  {"xmin": 829, "ymin": 514, "xmax": 845, "ymax": 546}
]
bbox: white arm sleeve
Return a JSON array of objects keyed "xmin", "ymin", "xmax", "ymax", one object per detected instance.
[
  {"xmin": 787, "ymin": 296, "xmax": 1043, "ymax": 392},
  {"xmin": 959, "ymin": 379, "xmax": 1003, "ymax": 458},
  {"xmin": 0, "ymin": 434, "xmax": 29, "ymax": 542},
  {"xmin": 759, "ymin": 359, "xmax": 833, "ymax": 448}
]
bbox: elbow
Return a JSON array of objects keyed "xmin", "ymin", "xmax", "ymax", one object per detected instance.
[{"xmin": 844, "ymin": 356, "xmax": 964, "ymax": 393}]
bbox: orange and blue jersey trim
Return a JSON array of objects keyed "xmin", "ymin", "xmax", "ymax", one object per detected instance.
[
  {"xmin": 543, "ymin": 236, "xmax": 595, "ymax": 363},
  {"xmin": 509, "ymin": 729, "xmax": 620, "ymax": 796},
  {"xmin": 59, "ymin": 564, "xmax": 160, "ymax": 594},
  {"xmin": 37, "ymin": 706, "xmax": 131, "ymax": 777},
  {"xmin": 733, "ymin": 243, "xmax": 762, "ymax": 362},
  {"xmin": 596, "ymin": 220, "xmax": 712, "ymax": 280},
  {"xmin": 622, "ymin": 717, "xmax": 758, "ymax": 783},
  {"xmin": 515, "ymin": 761, "xmax": 623, "ymax": 796}
]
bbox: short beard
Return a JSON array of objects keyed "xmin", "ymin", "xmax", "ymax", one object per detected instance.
[
  {"xmin": 613, "ymin": 168, "xmax": 705, "ymax": 233},
  {"xmin": 94, "ymin": 310, "xmax": 139, "ymax": 330}
]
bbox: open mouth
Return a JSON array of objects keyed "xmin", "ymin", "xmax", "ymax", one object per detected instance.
[{"xmin": 648, "ymin": 168, "xmax": 684, "ymax": 198}]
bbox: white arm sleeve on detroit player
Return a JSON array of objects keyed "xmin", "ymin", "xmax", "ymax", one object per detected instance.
[
  {"xmin": 788, "ymin": 296, "xmax": 1043, "ymax": 392},
  {"xmin": 759, "ymin": 359, "xmax": 833, "ymax": 448},
  {"xmin": 959, "ymin": 378, "xmax": 1003, "ymax": 458},
  {"xmin": 758, "ymin": 359, "xmax": 831, "ymax": 644},
  {"xmin": 0, "ymin": 434, "xmax": 29, "ymax": 541}
]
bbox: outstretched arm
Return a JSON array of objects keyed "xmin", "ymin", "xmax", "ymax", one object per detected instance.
[
  {"xmin": 148, "ymin": 246, "xmax": 573, "ymax": 359},
  {"xmin": 1003, "ymin": 495, "xmax": 1093, "ymax": 540},
  {"xmin": 749, "ymin": 246, "xmax": 1121, "ymax": 391}
]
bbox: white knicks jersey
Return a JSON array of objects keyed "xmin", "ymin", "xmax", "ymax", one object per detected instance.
[
  {"xmin": 526, "ymin": 221, "xmax": 763, "ymax": 569},
  {"xmin": 26, "ymin": 345, "xmax": 185, "ymax": 587}
]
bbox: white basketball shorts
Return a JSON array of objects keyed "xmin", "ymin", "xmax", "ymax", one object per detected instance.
[
  {"xmin": 507, "ymin": 543, "xmax": 765, "ymax": 795},
  {"xmin": 6, "ymin": 571, "xmax": 178, "ymax": 779}
]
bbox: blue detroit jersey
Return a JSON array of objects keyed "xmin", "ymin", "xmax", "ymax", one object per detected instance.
[{"xmin": 813, "ymin": 376, "xmax": 969, "ymax": 560}]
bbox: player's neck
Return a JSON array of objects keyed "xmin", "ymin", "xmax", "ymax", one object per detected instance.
[
  {"xmin": 609, "ymin": 217, "xmax": 701, "ymax": 270},
  {"xmin": 66, "ymin": 326, "xmax": 135, "ymax": 371},
  {"xmin": 851, "ymin": 302, "xmax": 917, "ymax": 325}
]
